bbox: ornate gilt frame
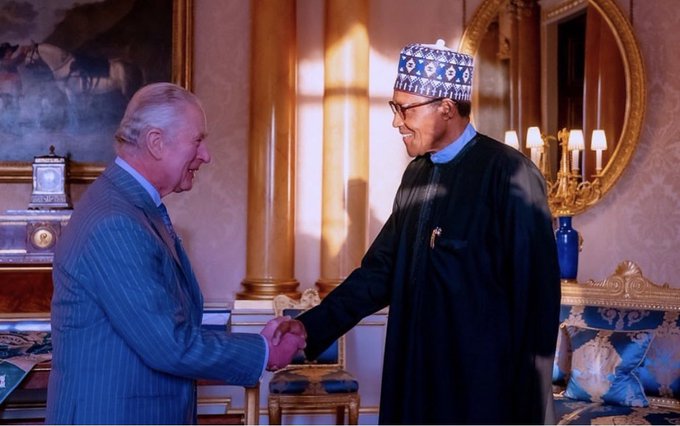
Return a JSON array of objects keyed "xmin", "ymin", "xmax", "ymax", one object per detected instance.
[
  {"xmin": 459, "ymin": 0, "xmax": 646, "ymax": 216},
  {"xmin": 0, "ymin": 0, "xmax": 193, "ymax": 184}
]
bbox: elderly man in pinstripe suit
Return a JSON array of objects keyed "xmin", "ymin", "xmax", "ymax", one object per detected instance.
[{"xmin": 46, "ymin": 82, "xmax": 305, "ymax": 424}]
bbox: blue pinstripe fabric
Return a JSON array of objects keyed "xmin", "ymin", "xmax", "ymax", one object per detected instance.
[{"xmin": 46, "ymin": 163, "xmax": 266, "ymax": 425}]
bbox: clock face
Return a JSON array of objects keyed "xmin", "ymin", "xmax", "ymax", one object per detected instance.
[
  {"xmin": 36, "ymin": 166, "xmax": 64, "ymax": 193},
  {"xmin": 31, "ymin": 227, "xmax": 55, "ymax": 249}
]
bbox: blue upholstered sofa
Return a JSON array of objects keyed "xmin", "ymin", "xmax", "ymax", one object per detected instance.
[{"xmin": 553, "ymin": 261, "xmax": 680, "ymax": 424}]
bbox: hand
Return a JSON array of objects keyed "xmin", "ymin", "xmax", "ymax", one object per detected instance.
[
  {"xmin": 260, "ymin": 317, "xmax": 307, "ymax": 371},
  {"xmin": 271, "ymin": 317, "xmax": 307, "ymax": 345}
]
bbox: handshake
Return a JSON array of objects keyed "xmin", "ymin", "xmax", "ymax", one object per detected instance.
[{"xmin": 260, "ymin": 316, "xmax": 307, "ymax": 371}]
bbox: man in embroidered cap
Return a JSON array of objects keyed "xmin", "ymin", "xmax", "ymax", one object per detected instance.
[{"xmin": 276, "ymin": 40, "xmax": 560, "ymax": 424}]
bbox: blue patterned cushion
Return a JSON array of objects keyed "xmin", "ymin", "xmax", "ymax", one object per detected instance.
[
  {"xmin": 637, "ymin": 311, "xmax": 680, "ymax": 399},
  {"xmin": 555, "ymin": 305, "xmax": 680, "ymax": 400},
  {"xmin": 268, "ymin": 368, "xmax": 359, "ymax": 395},
  {"xmin": 563, "ymin": 325, "xmax": 653, "ymax": 407}
]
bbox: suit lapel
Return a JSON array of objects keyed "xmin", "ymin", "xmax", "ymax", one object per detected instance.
[{"xmin": 104, "ymin": 165, "xmax": 181, "ymax": 262}]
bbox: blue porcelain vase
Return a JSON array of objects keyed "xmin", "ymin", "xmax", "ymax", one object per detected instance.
[{"xmin": 555, "ymin": 216, "xmax": 579, "ymax": 280}]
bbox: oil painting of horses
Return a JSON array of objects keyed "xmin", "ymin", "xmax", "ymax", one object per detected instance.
[
  {"xmin": 21, "ymin": 42, "xmax": 143, "ymax": 130},
  {"xmin": 0, "ymin": 0, "xmax": 188, "ymax": 180}
]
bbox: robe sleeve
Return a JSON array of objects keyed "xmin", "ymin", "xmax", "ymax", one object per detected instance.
[
  {"xmin": 298, "ymin": 177, "xmax": 411, "ymax": 360},
  {"xmin": 502, "ymin": 157, "xmax": 561, "ymax": 421}
]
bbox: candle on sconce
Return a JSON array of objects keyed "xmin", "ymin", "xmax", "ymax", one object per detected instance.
[
  {"xmin": 504, "ymin": 130, "xmax": 519, "ymax": 150},
  {"xmin": 567, "ymin": 129, "xmax": 585, "ymax": 172},
  {"xmin": 591, "ymin": 129, "xmax": 608, "ymax": 173},
  {"xmin": 525, "ymin": 126, "xmax": 543, "ymax": 167}
]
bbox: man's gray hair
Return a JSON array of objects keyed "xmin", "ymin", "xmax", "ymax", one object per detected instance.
[{"xmin": 115, "ymin": 82, "xmax": 202, "ymax": 149}]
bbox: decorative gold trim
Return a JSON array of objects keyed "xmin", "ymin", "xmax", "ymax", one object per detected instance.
[
  {"xmin": 273, "ymin": 288, "xmax": 321, "ymax": 313},
  {"xmin": 542, "ymin": 0, "xmax": 587, "ymax": 22},
  {"xmin": 238, "ymin": 405, "xmax": 379, "ymax": 416},
  {"xmin": 173, "ymin": 0, "xmax": 193, "ymax": 91},
  {"xmin": 0, "ymin": 312, "xmax": 51, "ymax": 321},
  {"xmin": 238, "ymin": 278, "xmax": 301, "ymax": 300},
  {"xmin": 561, "ymin": 260, "xmax": 680, "ymax": 311},
  {"xmin": 648, "ymin": 396, "xmax": 680, "ymax": 410},
  {"xmin": 0, "ymin": 0, "xmax": 194, "ymax": 184},
  {"xmin": 0, "ymin": 265, "xmax": 52, "ymax": 271},
  {"xmin": 196, "ymin": 396, "xmax": 232, "ymax": 408},
  {"xmin": 459, "ymin": 0, "xmax": 647, "ymax": 216},
  {"xmin": 588, "ymin": 0, "xmax": 646, "ymax": 216},
  {"xmin": 0, "ymin": 163, "xmax": 31, "ymax": 184},
  {"xmin": 459, "ymin": 0, "xmax": 507, "ymax": 56}
]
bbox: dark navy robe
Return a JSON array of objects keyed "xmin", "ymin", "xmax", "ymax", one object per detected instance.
[{"xmin": 299, "ymin": 133, "xmax": 561, "ymax": 424}]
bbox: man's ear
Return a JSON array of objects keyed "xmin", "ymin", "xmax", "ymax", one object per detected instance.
[
  {"xmin": 145, "ymin": 128, "xmax": 164, "ymax": 160},
  {"xmin": 440, "ymin": 98, "xmax": 457, "ymax": 119}
]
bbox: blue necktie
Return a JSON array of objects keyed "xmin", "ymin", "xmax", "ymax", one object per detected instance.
[
  {"xmin": 157, "ymin": 203, "xmax": 202, "ymax": 316},
  {"xmin": 158, "ymin": 203, "xmax": 178, "ymax": 241},
  {"xmin": 158, "ymin": 203, "xmax": 193, "ymax": 275}
]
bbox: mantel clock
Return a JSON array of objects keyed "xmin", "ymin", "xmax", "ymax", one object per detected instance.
[{"xmin": 28, "ymin": 146, "xmax": 72, "ymax": 210}]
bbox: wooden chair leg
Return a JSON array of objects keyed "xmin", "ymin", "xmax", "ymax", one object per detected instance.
[
  {"xmin": 244, "ymin": 385, "xmax": 260, "ymax": 425},
  {"xmin": 335, "ymin": 405, "xmax": 345, "ymax": 425},
  {"xmin": 348, "ymin": 398, "xmax": 359, "ymax": 425},
  {"xmin": 268, "ymin": 397, "xmax": 281, "ymax": 425}
]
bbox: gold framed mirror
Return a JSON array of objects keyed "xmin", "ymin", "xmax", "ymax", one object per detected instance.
[{"xmin": 459, "ymin": 0, "xmax": 646, "ymax": 216}]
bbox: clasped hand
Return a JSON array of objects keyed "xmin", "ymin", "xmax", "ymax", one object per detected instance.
[{"xmin": 260, "ymin": 316, "xmax": 307, "ymax": 371}]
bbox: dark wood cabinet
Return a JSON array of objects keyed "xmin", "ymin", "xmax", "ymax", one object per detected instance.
[{"xmin": 0, "ymin": 265, "xmax": 53, "ymax": 314}]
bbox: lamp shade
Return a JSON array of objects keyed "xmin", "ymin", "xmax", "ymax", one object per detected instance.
[
  {"xmin": 525, "ymin": 126, "xmax": 543, "ymax": 148},
  {"xmin": 591, "ymin": 129, "xmax": 607, "ymax": 150},
  {"xmin": 504, "ymin": 130, "xmax": 519, "ymax": 149},
  {"xmin": 567, "ymin": 129, "xmax": 585, "ymax": 151}
]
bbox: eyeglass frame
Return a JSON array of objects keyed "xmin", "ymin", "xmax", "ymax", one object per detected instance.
[{"xmin": 388, "ymin": 97, "xmax": 447, "ymax": 120}]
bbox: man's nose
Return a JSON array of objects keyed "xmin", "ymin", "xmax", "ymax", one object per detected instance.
[
  {"xmin": 391, "ymin": 112, "xmax": 404, "ymax": 128},
  {"xmin": 198, "ymin": 143, "xmax": 211, "ymax": 164}
]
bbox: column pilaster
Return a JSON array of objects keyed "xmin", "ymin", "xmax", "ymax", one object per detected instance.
[
  {"xmin": 238, "ymin": 0, "xmax": 299, "ymax": 300},
  {"xmin": 315, "ymin": 0, "xmax": 370, "ymax": 298}
]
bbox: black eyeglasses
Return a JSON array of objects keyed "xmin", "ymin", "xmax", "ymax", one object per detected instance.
[{"xmin": 388, "ymin": 97, "xmax": 445, "ymax": 120}]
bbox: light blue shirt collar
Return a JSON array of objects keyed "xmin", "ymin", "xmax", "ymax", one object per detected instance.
[
  {"xmin": 115, "ymin": 157, "xmax": 162, "ymax": 207},
  {"xmin": 430, "ymin": 123, "xmax": 477, "ymax": 164}
]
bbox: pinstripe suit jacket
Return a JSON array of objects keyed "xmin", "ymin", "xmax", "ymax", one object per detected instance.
[{"xmin": 46, "ymin": 163, "xmax": 265, "ymax": 425}]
